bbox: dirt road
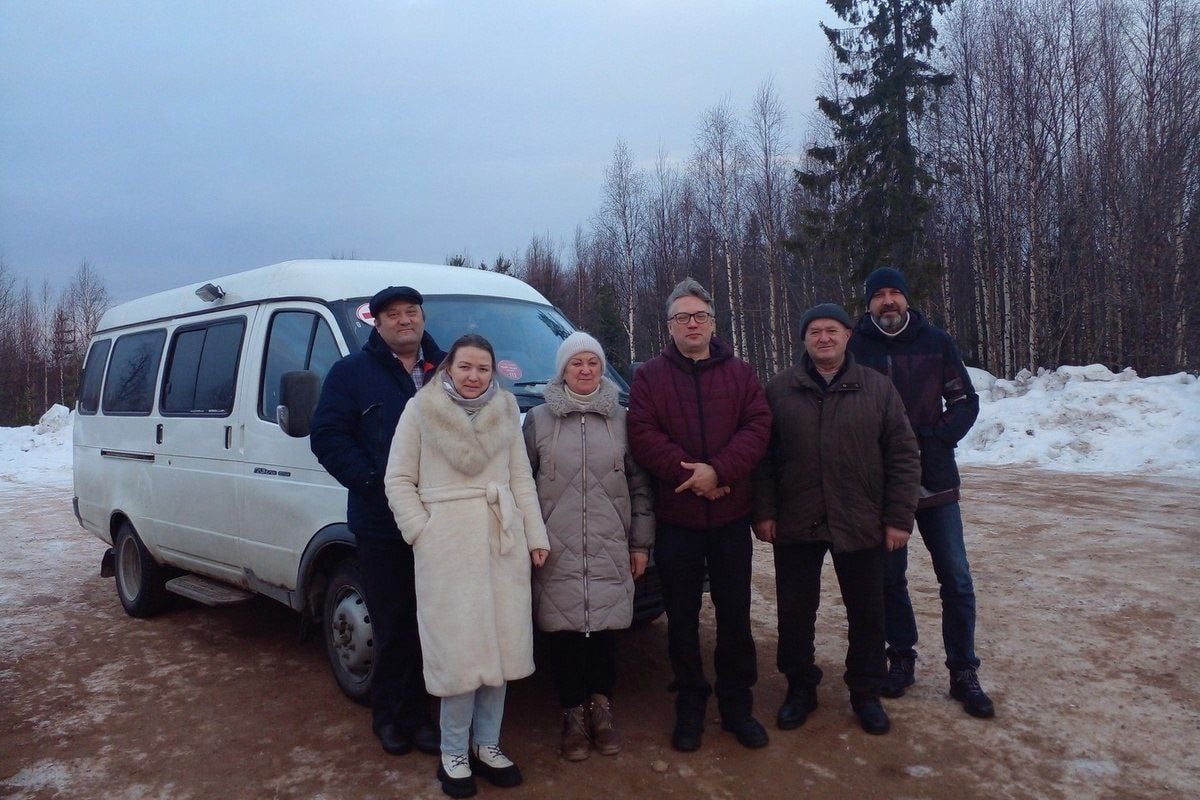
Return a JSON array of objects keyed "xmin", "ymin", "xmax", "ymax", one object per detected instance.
[{"xmin": 2, "ymin": 467, "xmax": 1197, "ymax": 799}]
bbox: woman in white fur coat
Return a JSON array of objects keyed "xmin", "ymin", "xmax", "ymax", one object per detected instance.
[{"xmin": 385, "ymin": 333, "xmax": 549, "ymax": 799}]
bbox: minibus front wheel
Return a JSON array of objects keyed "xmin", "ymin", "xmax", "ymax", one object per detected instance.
[
  {"xmin": 114, "ymin": 521, "xmax": 168, "ymax": 617},
  {"xmin": 322, "ymin": 559, "xmax": 375, "ymax": 704}
]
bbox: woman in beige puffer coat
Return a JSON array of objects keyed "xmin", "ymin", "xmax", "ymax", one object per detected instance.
[{"xmin": 522, "ymin": 332, "xmax": 654, "ymax": 762}]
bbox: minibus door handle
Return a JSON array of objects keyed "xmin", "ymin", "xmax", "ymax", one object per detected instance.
[
  {"xmin": 224, "ymin": 426, "xmax": 232, "ymax": 450},
  {"xmin": 156, "ymin": 424, "xmax": 163, "ymax": 444}
]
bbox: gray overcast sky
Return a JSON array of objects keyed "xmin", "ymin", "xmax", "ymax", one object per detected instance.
[{"xmin": 1, "ymin": 1, "xmax": 833, "ymax": 301}]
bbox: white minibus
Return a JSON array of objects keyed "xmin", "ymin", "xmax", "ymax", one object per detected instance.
[{"xmin": 72, "ymin": 259, "xmax": 658, "ymax": 701}]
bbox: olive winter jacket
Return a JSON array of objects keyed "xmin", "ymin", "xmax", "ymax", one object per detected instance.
[{"xmin": 752, "ymin": 354, "xmax": 921, "ymax": 553}]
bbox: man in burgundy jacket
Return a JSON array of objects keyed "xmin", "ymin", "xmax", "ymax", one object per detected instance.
[{"xmin": 627, "ymin": 277, "xmax": 772, "ymax": 753}]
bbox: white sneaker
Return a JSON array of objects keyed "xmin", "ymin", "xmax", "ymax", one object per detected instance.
[
  {"xmin": 440, "ymin": 752, "xmax": 472, "ymax": 780},
  {"xmin": 471, "ymin": 743, "xmax": 513, "ymax": 769}
]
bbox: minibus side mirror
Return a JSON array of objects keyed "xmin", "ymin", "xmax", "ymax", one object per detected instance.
[{"xmin": 277, "ymin": 370, "xmax": 321, "ymax": 438}]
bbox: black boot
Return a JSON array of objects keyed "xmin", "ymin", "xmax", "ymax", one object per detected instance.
[
  {"xmin": 880, "ymin": 653, "xmax": 916, "ymax": 698},
  {"xmin": 950, "ymin": 669, "xmax": 995, "ymax": 718},
  {"xmin": 671, "ymin": 693, "xmax": 707, "ymax": 752},
  {"xmin": 850, "ymin": 693, "xmax": 891, "ymax": 735},
  {"xmin": 374, "ymin": 722, "xmax": 413, "ymax": 756},
  {"xmin": 776, "ymin": 680, "xmax": 818, "ymax": 730}
]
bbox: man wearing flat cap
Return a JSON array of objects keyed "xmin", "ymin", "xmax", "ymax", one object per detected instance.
[
  {"xmin": 311, "ymin": 285, "xmax": 445, "ymax": 757},
  {"xmin": 752, "ymin": 303, "xmax": 920, "ymax": 735}
]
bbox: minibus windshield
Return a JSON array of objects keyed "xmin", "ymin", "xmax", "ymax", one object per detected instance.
[{"xmin": 330, "ymin": 295, "xmax": 628, "ymax": 409}]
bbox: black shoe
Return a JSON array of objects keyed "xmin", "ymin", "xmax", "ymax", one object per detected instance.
[
  {"xmin": 412, "ymin": 722, "xmax": 441, "ymax": 756},
  {"xmin": 950, "ymin": 669, "xmax": 995, "ymax": 718},
  {"xmin": 777, "ymin": 684, "xmax": 818, "ymax": 730},
  {"xmin": 437, "ymin": 754, "xmax": 478, "ymax": 798},
  {"xmin": 720, "ymin": 715, "xmax": 769, "ymax": 748},
  {"xmin": 672, "ymin": 714, "xmax": 703, "ymax": 752},
  {"xmin": 850, "ymin": 694, "xmax": 891, "ymax": 735},
  {"xmin": 374, "ymin": 722, "xmax": 413, "ymax": 756},
  {"xmin": 880, "ymin": 654, "xmax": 915, "ymax": 698}
]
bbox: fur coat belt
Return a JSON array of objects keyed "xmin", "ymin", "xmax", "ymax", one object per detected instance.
[{"xmin": 419, "ymin": 483, "xmax": 521, "ymax": 555}]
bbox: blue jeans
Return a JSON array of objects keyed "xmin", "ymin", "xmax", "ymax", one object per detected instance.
[
  {"xmin": 439, "ymin": 683, "xmax": 506, "ymax": 754},
  {"xmin": 883, "ymin": 501, "xmax": 981, "ymax": 672}
]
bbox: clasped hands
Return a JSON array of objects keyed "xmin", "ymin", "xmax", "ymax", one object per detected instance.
[{"xmin": 674, "ymin": 461, "xmax": 729, "ymax": 500}]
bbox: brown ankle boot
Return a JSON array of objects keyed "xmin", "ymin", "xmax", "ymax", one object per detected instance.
[
  {"xmin": 561, "ymin": 705, "xmax": 590, "ymax": 761},
  {"xmin": 589, "ymin": 694, "xmax": 622, "ymax": 756}
]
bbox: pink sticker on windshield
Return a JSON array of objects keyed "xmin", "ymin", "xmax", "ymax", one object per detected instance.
[
  {"xmin": 355, "ymin": 303, "xmax": 373, "ymax": 323},
  {"xmin": 497, "ymin": 359, "xmax": 523, "ymax": 380}
]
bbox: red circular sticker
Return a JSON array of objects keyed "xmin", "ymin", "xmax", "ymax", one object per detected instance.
[
  {"xmin": 497, "ymin": 359, "xmax": 523, "ymax": 380},
  {"xmin": 355, "ymin": 302, "xmax": 373, "ymax": 323}
]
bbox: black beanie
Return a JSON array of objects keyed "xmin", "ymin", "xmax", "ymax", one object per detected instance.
[
  {"xmin": 864, "ymin": 267, "xmax": 910, "ymax": 304},
  {"xmin": 800, "ymin": 303, "xmax": 852, "ymax": 338}
]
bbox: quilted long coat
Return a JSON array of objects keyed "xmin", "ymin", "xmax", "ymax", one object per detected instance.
[
  {"xmin": 384, "ymin": 382, "xmax": 549, "ymax": 697},
  {"xmin": 522, "ymin": 377, "xmax": 655, "ymax": 634}
]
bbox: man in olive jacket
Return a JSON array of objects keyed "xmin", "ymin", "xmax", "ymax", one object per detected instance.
[{"xmin": 753, "ymin": 303, "xmax": 920, "ymax": 736}]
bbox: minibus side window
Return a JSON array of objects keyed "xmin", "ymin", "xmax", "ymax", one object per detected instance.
[
  {"xmin": 102, "ymin": 329, "xmax": 167, "ymax": 415},
  {"xmin": 77, "ymin": 339, "xmax": 111, "ymax": 415},
  {"xmin": 259, "ymin": 311, "xmax": 341, "ymax": 422},
  {"xmin": 161, "ymin": 318, "xmax": 246, "ymax": 416}
]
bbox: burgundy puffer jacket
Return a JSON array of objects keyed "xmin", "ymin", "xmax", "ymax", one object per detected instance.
[{"xmin": 627, "ymin": 337, "xmax": 771, "ymax": 530}]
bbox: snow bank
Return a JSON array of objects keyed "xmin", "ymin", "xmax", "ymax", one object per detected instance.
[
  {"xmin": 960, "ymin": 365, "xmax": 1200, "ymax": 476},
  {"xmin": 0, "ymin": 405, "xmax": 74, "ymax": 491},
  {"xmin": 0, "ymin": 367, "xmax": 1196, "ymax": 489}
]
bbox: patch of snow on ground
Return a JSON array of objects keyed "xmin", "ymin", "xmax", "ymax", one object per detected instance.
[
  {"xmin": 0, "ymin": 405, "xmax": 73, "ymax": 492},
  {"xmin": 960, "ymin": 365, "xmax": 1199, "ymax": 476}
]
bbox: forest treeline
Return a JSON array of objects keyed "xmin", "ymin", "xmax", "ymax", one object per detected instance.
[
  {"xmin": 1, "ymin": 0, "xmax": 1195, "ymax": 427},
  {"xmin": 476, "ymin": 0, "xmax": 1199, "ymax": 382}
]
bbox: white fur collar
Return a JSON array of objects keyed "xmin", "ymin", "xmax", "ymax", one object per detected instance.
[{"xmin": 415, "ymin": 382, "xmax": 518, "ymax": 476}]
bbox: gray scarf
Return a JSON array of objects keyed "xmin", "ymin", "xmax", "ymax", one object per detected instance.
[{"xmin": 440, "ymin": 372, "xmax": 500, "ymax": 415}]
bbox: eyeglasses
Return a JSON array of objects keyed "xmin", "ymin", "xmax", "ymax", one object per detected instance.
[{"xmin": 668, "ymin": 311, "xmax": 713, "ymax": 325}]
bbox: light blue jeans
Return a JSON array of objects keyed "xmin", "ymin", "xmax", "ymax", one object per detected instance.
[{"xmin": 440, "ymin": 683, "xmax": 507, "ymax": 754}]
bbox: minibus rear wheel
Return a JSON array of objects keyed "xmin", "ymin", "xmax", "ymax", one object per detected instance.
[
  {"xmin": 114, "ymin": 521, "xmax": 168, "ymax": 617},
  {"xmin": 322, "ymin": 559, "xmax": 374, "ymax": 705}
]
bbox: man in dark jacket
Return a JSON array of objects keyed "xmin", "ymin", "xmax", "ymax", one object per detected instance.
[
  {"xmin": 310, "ymin": 285, "xmax": 445, "ymax": 756},
  {"xmin": 848, "ymin": 266, "xmax": 995, "ymax": 719},
  {"xmin": 753, "ymin": 303, "xmax": 920, "ymax": 735},
  {"xmin": 627, "ymin": 277, "xmax": 772, "ymax": 752}
]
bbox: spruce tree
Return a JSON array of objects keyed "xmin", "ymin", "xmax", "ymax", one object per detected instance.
[{"xmin": 798, "ymin": 0, "xmax": 953, "ymax": 299}]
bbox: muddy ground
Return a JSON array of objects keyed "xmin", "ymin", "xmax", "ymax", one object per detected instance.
[{"xmin": 1, "ymin": 467, "xmax": 1197, "ymax": 799}]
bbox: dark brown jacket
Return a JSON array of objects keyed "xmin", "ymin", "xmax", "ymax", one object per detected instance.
[{"xmin": 752, "ymin": 354, "xmax": 920, "ymax": 552}]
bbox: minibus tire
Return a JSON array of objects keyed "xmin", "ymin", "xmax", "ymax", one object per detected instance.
[
  {"xmin": 322, "ymin": 560, "xmax": 374, "ymax": 705},
  {"xmin": 114, "ymin": 522, "xmax": 168, "ymax": 617}
]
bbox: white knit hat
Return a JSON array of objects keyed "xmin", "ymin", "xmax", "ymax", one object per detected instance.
[{"xmin": 555, "ymin": 331, "xmax": 607, "ymax": 378}]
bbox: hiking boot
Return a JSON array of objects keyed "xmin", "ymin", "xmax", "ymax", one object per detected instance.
[
  {"xmin": 469, "ymin": 743, "xmax": 522, "ymax": 788},
  {"xmin": 720, "ymin": 715, "xmax": 769, "ymax": 748},
  {"xmin": 776, "ymin": 682, "xmax": 818, "ymax": 730},
  {"xmin": 880, "ymin": 654, "xmax": 916, "ymax": 698},
  {"xmin": 437, "ymin": 752, "xmax": 477, "ymax": 798},
  {"xmin": 560, "ymin": 705, "xmax": 590, "ymax": 761},
  {"xmin": 588, "ymin": 694, "xmax": 622, "ymax": 756},
  {"xmin": 850, "ymin": 694, "xmax": 891, "ymax": 735},
  {"xmin": 950, "ymin": 669, "xmax": 995, "ymax": 718}
]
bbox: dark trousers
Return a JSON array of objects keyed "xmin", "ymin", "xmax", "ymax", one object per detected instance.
[
  {"xmin": 546, "ymin": 630, "xmax": 617, "ymax": 709},
  {"xmin": 356, "ymin": 534, "xmax": 432, "ymax": 732},
  {"xmin": 884, "ymin": 501, "xmax": 981, "ymax": 672},
  {"xmin": 774, "ymin": 541, "xmax": 887, "ymax": 696},
  {"xmin": 655, "ymin": 518, "xmax": 758, "ymax": 721}
]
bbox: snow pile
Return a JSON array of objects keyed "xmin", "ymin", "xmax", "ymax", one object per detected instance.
[
  {"xmin": 959, "ymin": 365, "xmax": 1200, "ymax": 476},
  {"xmin": 0, "ymin": 366, "xmax": 1196, "ymax": 488},
  {"xmin": 0, "ymin": 405, "xmax": 74, "ymax": 491}
]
